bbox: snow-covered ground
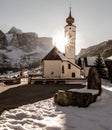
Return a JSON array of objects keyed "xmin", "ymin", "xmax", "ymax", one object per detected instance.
[{"xmin": 0, "ymin": 80, "xmax": 112, "ymax": 130}]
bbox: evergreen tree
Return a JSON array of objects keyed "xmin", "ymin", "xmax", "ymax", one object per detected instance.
[
  {"xmin": 94, "ymin": 54, "xmax": 108, "ymax": 79},
  {"xmin": 78, "ymin": 58, "xmax": 83, "ymax": 69}
]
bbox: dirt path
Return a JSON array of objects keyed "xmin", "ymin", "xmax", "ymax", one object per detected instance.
[
  {"xmin": 0, "ymin": 82, "xmax": 85, "ymax": 115},
  {"xmin": 0, "ymin": 78, "xmax": 28, "ymax": 93}
]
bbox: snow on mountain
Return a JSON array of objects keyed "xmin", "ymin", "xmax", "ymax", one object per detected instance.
[
  {"xmin": 6, "ymin": 47, "xmax": 25, "ymax": 67},
  {"xmin": 0, "ymin": 80, "xmax": 112, "ymax": 130},
  {"xmin": 5, "ymin": 33, "xmax": 13, "ymax": 43},
  {"xmin": 0, "ymin": 27, "xmax": 53, "ymax": 69}
]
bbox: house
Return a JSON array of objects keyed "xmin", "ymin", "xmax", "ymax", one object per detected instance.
[
  {"xmin": 78, "ymin": 57, "xmax": 97, "ymax": 77},
  {"xmin": 105, "ymin": 57, "xmax": 112, "ymax": 82},
  {"xmin": 42, "ymin": 7, "xmax": 81, "ymax": 79},
  {"xmin": 78, "ymin": 56, "xmax": 109, "ymax": 78}
]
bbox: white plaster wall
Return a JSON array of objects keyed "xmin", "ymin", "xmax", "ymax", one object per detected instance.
[
  {"xmin": 43, "ymin": 60, "xmax": 62, "ymax": 78},
  {"xmin": 62, "ymin": 61, "xmax": 81, "ymax": 78},
  {"xmin": 83, "ymin": 63, "xmax": 90, "ymax": 77},
  {"xmin": 65, "ymin": 25, "xmax": 76, "ymax": 63},
  {"xmin": 84, "ymin": 67, "xmax": 90, "ymax": 77}
]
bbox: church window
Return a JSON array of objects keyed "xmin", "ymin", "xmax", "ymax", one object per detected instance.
[
  {"xmin": 68, "ymin": 64, "xmax": 71, "ymax": 69},
  {"xmin": 62, "ymin": 65, "xmax": 64, "ymax": 74},
  {"xmin": 51, "ymin": 72, "xmax": 54, "ymax": 75},
  {"xmin": 72, "ymin": 73, "xmax": 75, "ymax": 77}
]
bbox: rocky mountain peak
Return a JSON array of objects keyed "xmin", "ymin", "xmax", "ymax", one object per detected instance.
[
  {"xmin": 0, "ymin": 30, "xmax": 7, "ymax": 49},
  {"xmin": 0, "ymin": 27, "xmax": 53, "ymax": 69},
  {"xmin": 8, "ymin": 27, "xmax": 22, "ymax": 34},
  {"xmin": 0, "ymin": 30, "xmax": 5, "ymax": 38}
]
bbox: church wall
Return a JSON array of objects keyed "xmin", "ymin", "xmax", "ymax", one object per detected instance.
[
  {"xmin": 62, "ymin": 61, "xmax": 81, "ymax": 78},
  {"xmin": 43, "ymin": 60, "xmax": 62, "ymax": 78}
]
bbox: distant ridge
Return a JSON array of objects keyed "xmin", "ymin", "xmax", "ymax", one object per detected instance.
[{"xmin": 78, "ymin": 40, "xmax": 112, "ymax": 58}]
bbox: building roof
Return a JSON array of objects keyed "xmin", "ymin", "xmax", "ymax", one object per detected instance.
[
  {"xmin": 42, "ymin": 47, "xmax": 67, "ymax": 61},
  {"xmin": 42, "ymin": 47, "xmax": 81, "ymax": 70},
  {"xmin": 106, "ymin": 56, "xmax": 112, "ymax": 60},
  {"xmin": 84, "ymin": 57, "xmax": 97, "ymax": 67},
  {"xmin": 67, "ymin": 60, "xmax": 81, "ymax": 69}
]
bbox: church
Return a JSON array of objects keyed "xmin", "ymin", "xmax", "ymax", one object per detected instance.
[{"xmin": 42, "ymin": 8, "xmax": 81, "ymax": 78}]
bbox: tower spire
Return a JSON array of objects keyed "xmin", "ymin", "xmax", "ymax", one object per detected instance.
[
  {"xmin": 65, "ymin": 7, "xmax": 76, "ymax": 63},
  {"xmin": 69, "ymin": 6, "xmax": 72, "ymax": 17},
  {"xmin": 66, "ymin": 7, "xmax": 74, "ymax": 26}
]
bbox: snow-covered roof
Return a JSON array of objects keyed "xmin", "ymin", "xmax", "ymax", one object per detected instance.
[
  {"xmin": 84, "ymin": 56, "xmax": 97, "ymax": 67},
  {"xmin": 87, "ymin": 57, "xmax": 97, "ymax": 66},
  {"xmin": 106, "ymin": 56, "xmax": 112, "ymax": 60},
  {"xmin": 69, "ymin": 88, "xmax": 98, "ymax": 95},
  {"xmin": 58, "ymin": 52, "xmax": 68, "ymax": 61}
]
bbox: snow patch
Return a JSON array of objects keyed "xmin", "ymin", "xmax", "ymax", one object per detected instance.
[
  {"xmin": 5, "ymin": 33, "xmax": 13, "ymax": 43},
  {"xmin": 69, "ymin": 88, "xmax": 99, "ymax": 95},
  {"xmin": 0, "ymin": 81, "xmax": 112, "ymax": 130},
  {"xmin": 102, "ymin": 79, "xmax": 112, "ymax": 91},
  {"xmin": 106, "ymin": 56, "xmax": 112, "ymax": 60}
]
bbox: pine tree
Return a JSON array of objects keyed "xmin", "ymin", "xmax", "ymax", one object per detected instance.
[
  {"xmin": 78, "ymin": 58, "xmax": 83, "ymax": 69},
  {"xmin": 94, "ymin": 54, "xmax": 108, "ymax": 79}
]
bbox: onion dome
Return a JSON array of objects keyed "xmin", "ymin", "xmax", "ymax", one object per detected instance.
[{"xmin": 66, "ymin": 7, "xmax": 74, "ymax": 26}]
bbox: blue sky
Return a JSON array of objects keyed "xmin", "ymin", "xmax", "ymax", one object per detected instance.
[{"xmin": 0, "ymin": 0, "xmax": 112, "ymax": 53}]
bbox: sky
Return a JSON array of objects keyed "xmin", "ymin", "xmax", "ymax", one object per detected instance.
[{"xmin": 0, "ymin": 0, "xmax": 112, "ymax": 54}]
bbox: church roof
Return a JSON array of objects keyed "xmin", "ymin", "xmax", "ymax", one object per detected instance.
[
  {"xmin": 69, "ymin": 61, "xmax": 81, "ymax": 69},
  {"xmin": 42, "ymin": 47, "xmax": 67, "ymax": 61},
  {"xmin": 42, "ymin": 47, "xmax": 81, "ymax": 69}
]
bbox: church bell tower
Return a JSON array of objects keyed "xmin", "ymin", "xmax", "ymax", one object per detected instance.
[{"xmin": 65, "ymin": 7, "xmax": 76, "ymax": 64}]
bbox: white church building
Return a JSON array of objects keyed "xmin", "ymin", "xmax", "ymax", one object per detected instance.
[{"xmin": 42, "ymin": 8, "xmax": 81, "ymax": 78}]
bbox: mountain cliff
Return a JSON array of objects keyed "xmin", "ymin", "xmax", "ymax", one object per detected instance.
[
  {"xmin": 0, "ymin": 27, "xmax": 53, "ymax": 70},
  {"xmin": 78, "ymin": 40, "xmax": 112, "ymax": 58},
  {"xmin": 0, "ymin": 30, "xmax": 8, "ymax": 49}
]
